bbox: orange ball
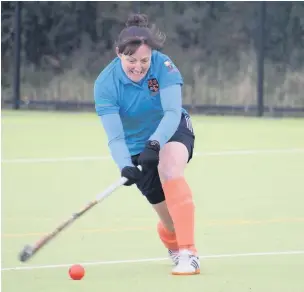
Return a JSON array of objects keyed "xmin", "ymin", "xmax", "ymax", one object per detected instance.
[{"xmin": 69, "ymin": 264, "xmax": 85, "ymax": 280}]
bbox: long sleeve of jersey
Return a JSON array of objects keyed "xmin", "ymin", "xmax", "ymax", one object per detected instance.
[
  {"xmin": 149, "ymin": 84, "xmax": 182, "ymax": 147},
  {"xmin": 94, "ymin": 78, "xmax": 133, "ymax": 170},
  {"xmin": 99, "ymin": 114, "xmax": 133, "ymax": 170}
]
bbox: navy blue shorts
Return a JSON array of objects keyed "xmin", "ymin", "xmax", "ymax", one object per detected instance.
[{"xmin": 131, "ymin": 113, "xmax": 195, "ymax": 205}]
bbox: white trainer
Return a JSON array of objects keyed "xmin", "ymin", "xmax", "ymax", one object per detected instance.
[
  {"xmin": 172, "ymin": 249, "xmax": 200, "ymax": 275},
  {"xmin": 168, "ymin": 249, "xmax": 179, "ymax": 266}
]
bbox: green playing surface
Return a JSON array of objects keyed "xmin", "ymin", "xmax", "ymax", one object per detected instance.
[{"xmin": 2, "ymin": 111, "xmax": 304, "ymax": 292}]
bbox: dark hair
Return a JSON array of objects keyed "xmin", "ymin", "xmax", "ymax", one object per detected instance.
[{"xmin": 116, "ymin": 14, "xmax": 166, "ymax": 55}]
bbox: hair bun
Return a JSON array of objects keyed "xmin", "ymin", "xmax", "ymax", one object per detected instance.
[{"xmin": 126, "ymin": 14, "xmax": 149, "ymax": 28}]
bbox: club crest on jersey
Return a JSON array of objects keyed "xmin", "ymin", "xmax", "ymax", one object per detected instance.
[{"xmin": 147, "ymin": 78, "xmax": 159, "ymax": 95}]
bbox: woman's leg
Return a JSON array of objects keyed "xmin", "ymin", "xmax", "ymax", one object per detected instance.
[
  {"xmin": 152, "ymin": 201, "xmax": 179, "ymax": 263},
  {"xmin": 158, "ymin": 141, "xmax": 199, "ymax": 275},
  {"xmin": 131, "ymin": 155, "xmax": 179, "ymax": 254}
]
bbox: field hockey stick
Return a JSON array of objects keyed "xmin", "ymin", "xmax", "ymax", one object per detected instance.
[{"xmin": 18, "ymin": 166, "xmax": 142, "ymax": 263}]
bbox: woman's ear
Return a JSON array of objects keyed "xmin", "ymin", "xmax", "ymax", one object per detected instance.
[{"xmin": 115, "ymin": 47, "xmax": 121, "ymax": 58}]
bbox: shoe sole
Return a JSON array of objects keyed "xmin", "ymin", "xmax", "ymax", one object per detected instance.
[{"xmin": 172, "ymin": 269, "xmax": 200, "ymax": 276}]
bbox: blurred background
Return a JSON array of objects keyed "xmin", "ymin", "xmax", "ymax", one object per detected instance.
[{"xmin": 1, "ymin": 1, "xmax": 304, "ymax": 116}]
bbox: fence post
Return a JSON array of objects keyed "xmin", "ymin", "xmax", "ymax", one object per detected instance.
[
  {"xmin": 257, "ymin": 1, "xmax": 266, "ymax": 117},
  {"xmin": 13, "ymin": 1, "xmax": 21, "ymax": 110}
]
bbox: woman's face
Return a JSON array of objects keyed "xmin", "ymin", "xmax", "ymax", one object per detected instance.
[{"xmin": 118, "ymin": 44, "xmax": 152, "ymax": 83}]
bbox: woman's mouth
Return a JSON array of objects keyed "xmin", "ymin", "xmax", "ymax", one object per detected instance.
[{"xmin": 130, "ymin": 70, "xmax": 144, "ymax": 75}]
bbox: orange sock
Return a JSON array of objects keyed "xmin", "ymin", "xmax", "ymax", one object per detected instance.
[
  {"xmin": 162, "ymin": 177, "xmax": 197, "ymax": 254},
  {"xmin": 157, "ymin": 221, "xmax": 178, "ymax": 250}
]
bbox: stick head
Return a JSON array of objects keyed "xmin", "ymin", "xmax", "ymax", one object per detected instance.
[{"xmin": 19, "ymin": 244, "xmax": 34, "ymax": 262}]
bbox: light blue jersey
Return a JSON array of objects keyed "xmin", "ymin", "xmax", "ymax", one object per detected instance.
[{"xmin": 94, "ymin": 50, "xmax": 187, "ymax": 169}]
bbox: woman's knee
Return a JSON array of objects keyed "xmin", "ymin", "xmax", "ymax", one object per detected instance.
[{"xmin": 158, "ymin": 142, "xmax": 189, "ymax": 182}]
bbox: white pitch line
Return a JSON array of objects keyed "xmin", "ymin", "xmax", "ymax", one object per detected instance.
[
  {"xmin": 2, "ymin": 148, "xmax": 304, "ymax": 164},
  {"xmin": 194, "ymin": 148, "xmax": 304, "ymax": 157},
  {"xmin": 2, "ymin": 250, "xmax": 304, "ymax": 272},
  {"xmin": 1, "ymin": 156, "xmax": 110, "ymax": 164}
]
